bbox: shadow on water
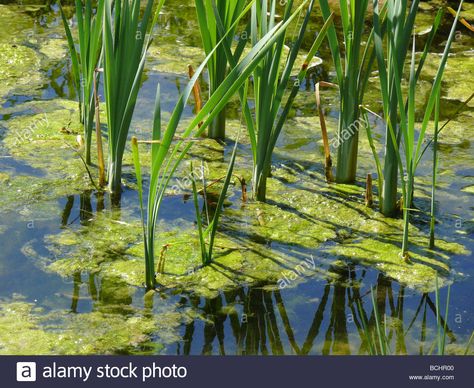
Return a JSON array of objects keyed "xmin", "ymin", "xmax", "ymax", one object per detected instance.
[{"xmin": 133, "ymin": 267, "xmax": 455, "ymax": 355}]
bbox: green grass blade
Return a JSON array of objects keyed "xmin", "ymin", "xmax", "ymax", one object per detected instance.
[
  {"xmin": 371, "ymin": 288, "xmax": 388, "ymax": 355},
  {"xmin": 207, "ymin": 138, "xmax": 238, "ymax": 259},
  {"xmin": 59, "ymin": 2, "xmax": 82, "ymax": 115},
  {"xmin": 357, "ymin": 299, "xmax": 377, "ymax": 355},
  {"xmin": 191, "ymin": 163, "xmax": 208, "ymax": 265},
  {"xmin": 435, "ymin": 274, "xmax": 442, "ymax": 354},
  {"xmin": 319, "ymin": 0, "xmax": 343, "ymax": 84},
  {"xmin": 442, "ymin": 283, "xmax": 451, "ymax": 355},
  {"xmin": 464, "ymin": 331, "xmax": 474, "ymax": 355}
]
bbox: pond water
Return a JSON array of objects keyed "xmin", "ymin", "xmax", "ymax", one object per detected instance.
[{"xmin": 0, "ymin": 0, "xmax": 473, "ymax": 355}]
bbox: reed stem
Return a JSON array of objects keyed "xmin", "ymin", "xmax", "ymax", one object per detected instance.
[
  {"xmin": 365, "ymin": 173, "xmax": 373, "ymax": 208},
  {"xmin": 429, "ymin": 91, "xmax": 440, "ymax": 249},
  {"xmin": 315, "ymin": 81, "xmax": 335, "ymax": 182},
  {"xmin": 94, "ymin": 68, "xmax": 106, "ymax": 188}
]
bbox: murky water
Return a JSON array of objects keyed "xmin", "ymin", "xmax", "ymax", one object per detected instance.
[{"xmin": 0, "ymin": 0, "xmax": 473, "ymax": 355}]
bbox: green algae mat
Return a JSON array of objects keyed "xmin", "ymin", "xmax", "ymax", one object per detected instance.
[{"xmin": 1, "ymin": 97, "xmax": 469, "ymax": 299}]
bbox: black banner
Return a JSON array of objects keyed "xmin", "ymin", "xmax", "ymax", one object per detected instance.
[{"xmin": 2, "ymin": 356, "xmax": 472, "ymax": 387}]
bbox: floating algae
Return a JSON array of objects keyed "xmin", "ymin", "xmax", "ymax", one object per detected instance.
[
  {"xmin": 0, "ymin": 43, "xmax": 43, "ymax": 103},
  {"xmin": 462, "ymin": 185, "xmax": 474, "ymax": 194},
  {"xmin": 420, "ymin": 52, "xmax": 474, "ymax": 108},
  {"xmin": 0, "ymin": 99, "xmax": 96, "ymax": 212},
  {"xmin": 0, "ymin": 295, "xmax": 185, "ymax": 355},
  {"xmin": 0, "ymin": 6, "xmax": 34, "ymax": 45},
  {"xmin": 26, "ymin": 158, "xmax": 469, "ymax": 297},
  {"xmin": 3, "ymin": 96, "xmax": 468, "ymax": 298}
]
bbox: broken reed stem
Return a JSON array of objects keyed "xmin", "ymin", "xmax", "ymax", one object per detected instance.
[
  {"xmin": 188, "ymin": 64, "xmax": 203, "ymax": 128},
  {"xmin": 447, "ymin": 6, "xmax": 474, "ymax": 32},
  {"xmin": 94, "ymin": 68, "xmax": 106, "ymax": 187},
  {"xmin": 365, "ymin": 173, "xmax": 373, "ymax": 208},
  {"xmin": 241, "ymin": 177, "xmax": 247, "ymax": 202},
  {"xmin": 156, "ymin": 244, "xmax": 169, "ymax": 274},
  {"xmin": 315, "ymin": 82, "xmax": 335, "ymax": 183}
]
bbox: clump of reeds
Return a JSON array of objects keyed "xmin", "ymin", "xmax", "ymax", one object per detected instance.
[
  {"xmin": 369, "ymin": 0, "xmax": 463, "ymax": 259},
  {"xmin": 195, "ymin": 0, "xmax": 248, "ymax": 140},
  {"xmin": 132, "ymin": 7, "xmax": 303, "ymax": 289},
  {"xmin": 243, "ymin": 0, "xmax": 333, "ymax": 201},
  {"xmin": 59, "ymin": 0, "xmax": 104, "ymax": 165},
  {"xmin": 103, "ymin": 0, "xmax": 164, "ymax": 195},
  {"xmin": 317, "ymin": 0, "xmax": 373, "ymax": 184}
]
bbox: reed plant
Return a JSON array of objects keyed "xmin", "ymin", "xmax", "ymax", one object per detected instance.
[
  {"xmin": 242, "ymin": 0, "xmax": 333, "ymax": 201},
  {"xmin": 191, "ymin": 141, "xmax": 238, "ymax": 265},
  {"xmin": 132, "ymin": 5, "xmax": 304, "ymax": 289},
  {"xmin": 423, "ymin": 89, "xmax": 474, "ymax": 248},
  {"xmin": 434, "ymin": 275, "xmax": 450, "ymax": 355},
  {"xmin": 371, "ymin": 0, "xmax": 446, "ymax": 217},
  {"xmin": 195, "ymin": 0, "xmax": 248, "ymax": 140},
  {"xmin": 358, "ymin": 288, "xmax": 390, "ymax": 355},
  {"xmin": 429, "ymin": 90, "xmax": 440, "ymax": 249},
  {"xmin": 434, "ymin": 275, "xmax": 474, "ymax": 355},
  {"xmin": 318, "ymin": 0, "xmax": 373, "ymax": 184},
  {"xmin": 371, "ymin": 0, "xmax": 463, "ymax": 259},
  {"xmin": 59, "ymin": 0, "xmax": 104, "ymax": 165},
  {"xmin": 103, "ymin": 0, "xmax": 164, "ymax": 195}
]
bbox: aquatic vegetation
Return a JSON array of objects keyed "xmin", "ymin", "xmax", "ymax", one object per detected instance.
[
  {"xmin": 37, "ymin": 159, "xmax": 468, "ymax": 297},
  {"xmin": 369, "ymin": 0, "xmax": 447, "ymax": 217},
  {"xmin": 0, "ymin": 0, "xmax": 473, "ymax": 357},
  {"xmin": 0, "ymin": 43, "xmax": 43, "ymax": 103},
  {"xmin": 191, "ymin": 141, "xmax": 238, "ymax": 265},
  {"xmin": 59, "ymin": 0, "xmax": 104, "ymax": 165},
  {"xmin": 359, "ymin": 276, "xmax": 474, "ymax": 356},
  {"xmin": 103, "ymin": 0, "xmax": 164, "ymax": 195},
  {"xmin": 371, "ymin": 0, "xmax": 415, "ymax": 216},
  {"xmin": 195, "ymin": 0, "xmax": 247, "ymax": 139},
  {"xmin": 357, "ymin": 287, "xmax": 390, "ymax": 355},
  {"xmin": 317, "ymin": 0, "xmax": 372, "ymax": 184},
  {"xmin": 370, "ymin": 1, "xmax": 463, "ymax": 259},
  {"xmin": 244, "ymin": 0, "xmax": 333, "ymax": 201},
  {"xmin": 0, "ymin": 99, "xmax": 98, "ymax": 211},
  {"xmin": 0, "ymin": 5, "xmax": 33, "ymax": 45},
  {"xmin": 429, "ymin": 91, "xmax": 440, "ymax": 249},
  {"xmin": 131, "ymin": 7, "xmax": 307, "ymax": 289},
  {"xmin": 434, "ymin": 275, "xmax": 450, "ymax": 355},
  {"xmin": 0, "ymin": 296, "xmax": 183, "ymax": 355}
]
